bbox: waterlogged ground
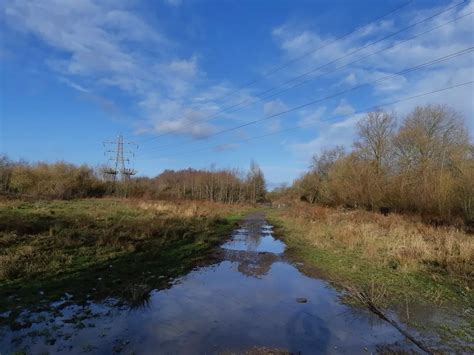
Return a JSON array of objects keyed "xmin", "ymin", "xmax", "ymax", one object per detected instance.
[{"xmin": 0, "ymin": 213, "xmax": 422, "ymax": 354}]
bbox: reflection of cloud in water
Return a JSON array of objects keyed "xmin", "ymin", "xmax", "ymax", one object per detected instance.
[
  {"xmin": 221, "ymin": 217, "xmax": 285, "ymax": 254},
  {"xmin": 286, "ymin": 309, "xmax": 330, "ymax": 353}
]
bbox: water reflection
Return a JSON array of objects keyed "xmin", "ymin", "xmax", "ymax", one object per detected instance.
[
  {"xmin": 222, "ymin": 249, "xmax": 281, "ymax": 278},
  {"xmin": 0, "ymin": 213, "xmax": 418, "ymax": 354},
  {"xmin": 221, "ymin": 216, "xmax": 284, "ymax": 278},
  {"xmin": 221, "ymin": 216, "xmax": 285, "ymax": 254}
]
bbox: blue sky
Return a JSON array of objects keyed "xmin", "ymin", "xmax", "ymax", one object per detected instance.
[{"xmin": 1, "ymin": 0, "xmax": 473, "ymax": 187}]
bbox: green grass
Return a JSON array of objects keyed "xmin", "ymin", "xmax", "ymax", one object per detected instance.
[{"xmin": 0, "ymin": 199, "xmax": 246, "ymax": 322}]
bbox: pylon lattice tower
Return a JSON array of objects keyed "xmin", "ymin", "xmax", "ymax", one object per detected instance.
[{"xmin": 103, "ymin": 135, "xmax": 138, "ymax": 182}]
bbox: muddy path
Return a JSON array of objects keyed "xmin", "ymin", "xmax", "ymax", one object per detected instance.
[{"xmin": 0, "ymin": 212, "xmax": 423, "ymax": 354}]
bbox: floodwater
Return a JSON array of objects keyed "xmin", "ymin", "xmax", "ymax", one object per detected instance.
[{"xmin": 0, "ymin": 213, "xmax": 420, "ymax": 354}]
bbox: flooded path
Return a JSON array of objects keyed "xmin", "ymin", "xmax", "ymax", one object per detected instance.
[{"xmin": 0, "ymin": 212, "xmax": 419, "ymax": 354}]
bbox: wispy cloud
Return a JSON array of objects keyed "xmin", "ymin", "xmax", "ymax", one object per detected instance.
[
  {"xmin": 3, "ymin": 0, "xmax": 473, "ymax": 155},
  {"xmin": 263, "ymin": 99, "xmax": 288, "ymax": 116},
  {"xmin": 273, "ymin": 1, "xmax": 474, "ymax": 158},
  {"xmin": 298, "ymin": 106, "xmax": 326, "ymax": 127},
  {"xmin": 59, "ymin": 78, "xmax": 89, "ymax": 93},
  {"xmin": 333, "ymin": 99, "xmax": 355, "ymax": 115},
  {"xmin": 2, "ymin": 0, "xmax": 251, "ymax": 139},
  {"xmin": 290, "ymin": 113, "xmax": 362, "ymax": 160}
]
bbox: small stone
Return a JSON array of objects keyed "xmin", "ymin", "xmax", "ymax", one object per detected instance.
[{"xmin": 296, "ymin": 297, "xmax": 307, "ymax": 303}]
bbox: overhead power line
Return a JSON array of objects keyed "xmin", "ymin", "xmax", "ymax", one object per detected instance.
[
  {"xmin": 138, "ymin": 0, "xmax": 414, "ymax": 144},
  {"xmin": 140, "ymin": 0, "xmax": 466, "ymax": 146},
  {"xmin": 219, "ymin": 11, "xmax": 474, "ymax": 116},
  {"xmin": 138, "ymin": 81, "xmax": 473, "ymax": 160},
  {"xmin": 214, "ymin": 1, "xmax": 414, "ymax": 102},
  {"xmin": 140, "ymin": 10, "xmax": 472, "ymax": 154},
  {"xmin": 138, "ymin": 46, "xmax": 474, "ymax": 157}
]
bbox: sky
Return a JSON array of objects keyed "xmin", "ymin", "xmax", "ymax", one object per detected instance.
[{"xmin": 1, "ymin": 0, "xmax": 473, "ymax": 188}]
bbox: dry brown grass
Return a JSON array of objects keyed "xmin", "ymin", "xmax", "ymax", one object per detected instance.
[
  {"xmin": 278, "ymin": 203, "xmax": 474, "ymax": 283},
  {"xmin": 132, "ymin": 199, "xmax": 241, "ymax": 219}
]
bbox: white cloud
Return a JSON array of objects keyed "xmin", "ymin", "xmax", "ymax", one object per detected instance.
[
  {"xmin": 166, "ymin": 57, "xmax": 198, "ymax": 78},
  {"xmin": 263, "ymin": 99, "xmax": 288, "ymax": 116},
  {"xmin": 357, "ymin": 19, "xmax": 394, "ymax": 38},
  {"xmin": 193, "ymin": 84, "xmax": 232, "ymax": 103},
  {"xmin": 290, "ymin": 113, "xmax": 363, "ymax": 160},
  {"xmin": 266, "ymin": 120, "xmax": 282, "ymax": 133},
  {"xmin": 4, "ymin": 1, "xmax": 157, "ymax": 82},
  {"xmin": 139, "ymin": 94, "xmax": 218, "ymax": 138},
  {"xmin": 3, "ymin": 0, "xmax": 473, "ymax": 153},
  {"xmin": 59, "ymin": 78, "xmax": 89, "ymax": 93},
  {"xmin": 298, "ymin": 106, "xmax": 326, "ymax": 126},
  {"xmin": 2, "ymin": 0, "xmax": 252, "ymax": 139},
  {"xmin": 155, "ymin": 118, "xmax": 215, "ymax": 139},
  {"xmin": 272, "ymin": 0, "xmax": 474, "ymax": 148},
  {"xmin": 272, "ymin": 2, "xmax": 473, "ymax": 103},
  {"xmin": 333, "ymin": 99, "xmax": 355, "ymax": 116},
  {"xmin": 341, "ymin": 72, "xmax": 357, "ymax": 86}
]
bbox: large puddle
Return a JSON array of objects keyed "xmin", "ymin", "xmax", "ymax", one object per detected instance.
[{"xmin": 0, "ymin": 213, "xmax": 420, "ymax": 354}]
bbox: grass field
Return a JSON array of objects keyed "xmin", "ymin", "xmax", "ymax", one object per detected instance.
[{"xmin": 0, "ymin": 198, "xmax": 247, "ymax": 319}]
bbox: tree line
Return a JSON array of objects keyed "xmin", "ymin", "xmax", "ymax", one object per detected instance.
[
  {"xmin": 271, "ymin": 104, "xmax": 473, "ymax": 225},
  {"xmin": 0, "ymin": 156, "xmax": 266, "ymax": 204},
  {"xmin": 2, "ymin": 103, "xmax": 472, "ymax": 223},
  {"xmin": 127, "ymin": 161, "xmax": 265, "ymax": 203}
]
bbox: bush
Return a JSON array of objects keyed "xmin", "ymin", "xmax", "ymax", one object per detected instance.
[
  {"xmin": 274, "ymin": 104, "xmax": 473, "ymax": 225},
  {"xmin": 1, "ymin": 158, "xmax": 106, "ymax": 199}
]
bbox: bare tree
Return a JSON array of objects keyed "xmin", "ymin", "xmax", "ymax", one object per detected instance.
[
  {"xmin": 278, "ymin": 104, "xmax": 472, "ymax": 224},
  {"xmin": 354, "ymin": 110, "xmax": 396, "ymax": 172},
  {"xmin": 311, "ymin": 146, "xmax": 346, "ymax": 178},
  {"xmin": 393, "ymin": 105, "xmax": 468, "ymax": 170},
  {"xmin": 246, "ymin": 161, "xmax": 266, "ymax": 203}
]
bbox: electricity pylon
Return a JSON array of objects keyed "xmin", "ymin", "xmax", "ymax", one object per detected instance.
[{"xmin": 103, "ymin": 135, "xmax": 138, "ymax": 182}]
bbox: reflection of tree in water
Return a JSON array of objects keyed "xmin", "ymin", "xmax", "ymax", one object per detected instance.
[
  {"xmin": 224, "ymin": 216, "xmax": 282, "ymax": 277},
  {"xmin": 237, "ymin": 257, "xmax": 271, "ymax": 278},
  {"xmin": 224, "ymin": 250, "xmax": 281, "ymax": 278},
  {"xmin": 245, "ymin": 218, "xmax": 263, "ymax": 252}
]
